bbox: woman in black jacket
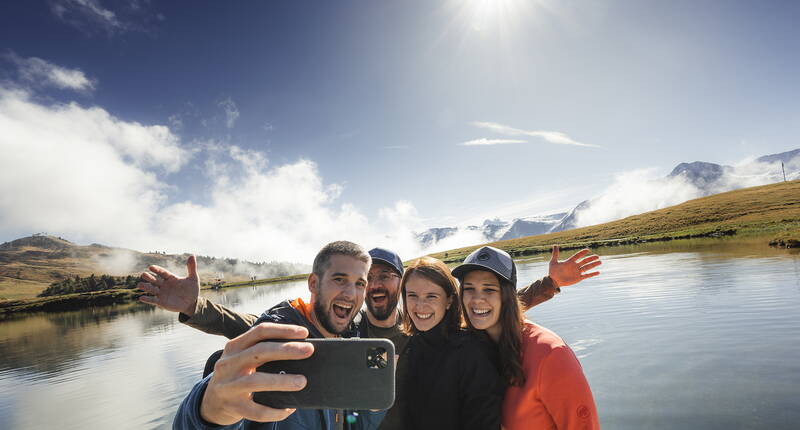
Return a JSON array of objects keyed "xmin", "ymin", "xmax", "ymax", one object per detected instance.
[{"xmin": 387, "ymin": 256, "xmax": 504, "ymax": 430}]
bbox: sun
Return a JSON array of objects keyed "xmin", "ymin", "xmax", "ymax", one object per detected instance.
[{"xmin": 462, "ymin": 0, "xmax": 530, "ymax": 32}]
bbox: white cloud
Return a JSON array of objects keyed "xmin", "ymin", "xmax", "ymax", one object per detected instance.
[
  {"xmin": 0, "ymin": 85, "xmax": 184, "ymax": 245},
  {"xmin": 460, "ymin": 138, "xmax": 527, "ymax": 146},
  {"xmin": 472, "ymin": 121, "xmax": 599, "ymax": 148},
  {"xmin": 49, "ymin": 0, "xmax": 161, "ymax": 36},
  {"xmin": 0, "ymin": 84, "xmax": 428, "ymax": 264},
  {"xmin": 573, "ymin": 169, "xmax": 702, "ymax": 228},
  {"xmin": 219, "ymin": 97, "xmax": 239, "ymax": 129},
  {"xmin": 3, "ymin": 52, "xmax": 96, "ymax": 92},
  {"xmin": 50, "ymin": 0, "xmax": 124, "ymax": 32}
]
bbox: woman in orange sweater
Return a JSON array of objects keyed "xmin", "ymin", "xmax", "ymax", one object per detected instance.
[{"xmin": 452, "ymin": 246, "xmax": 601, "ymax": 430}]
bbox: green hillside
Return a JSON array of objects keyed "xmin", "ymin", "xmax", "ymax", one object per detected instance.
[{"xmin": 429, "ymin": 180, "xmax": 800, "ymax": 263}]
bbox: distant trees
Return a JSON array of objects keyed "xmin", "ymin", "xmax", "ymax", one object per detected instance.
[{"xmin": 38, "ymin": 274, "xmax": 140, "ymax": 297}]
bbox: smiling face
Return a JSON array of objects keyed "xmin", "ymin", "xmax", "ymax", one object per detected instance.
[
  {"xmin": 366, "ymin": 262, "xmax": 401, "ymax": 321},
  {"xmin": 461, "ymin": 270, "xmax": 503, "ymax": 337},
  {"xmin": 309, "ymin": 254, "xmax": 369, "ymax": 336},
  {"xmin": 404, "ymin": 273, "xmax": 453, "ymax": 332}
]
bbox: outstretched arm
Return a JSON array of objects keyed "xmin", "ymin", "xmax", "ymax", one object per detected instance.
[
  {"xmin": 516, "ymin": 246, "xmax": 602, "ymax": 311},
  {"xmin": 137, "ymin": 256, "xmax": 257, "ymax": 339}
]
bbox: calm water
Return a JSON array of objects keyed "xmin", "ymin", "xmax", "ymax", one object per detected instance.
[{"xmin": 1, "ymin": 238, "xmax": 799, "ymax": 429}]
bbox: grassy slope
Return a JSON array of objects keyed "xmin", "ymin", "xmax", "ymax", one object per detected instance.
[
  {"xmin": 0, "ymin": 237, "xmax": 263, "ymax": 300},
  {"xmin": 429, "ymin": 179, "xmax": 800, "ymax": 264},
  {"xmin": 0, "ymin": 237, "xmax": 108, "ymax": 300}
]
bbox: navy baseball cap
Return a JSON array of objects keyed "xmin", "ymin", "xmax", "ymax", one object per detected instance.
[
  {"xmin": 451, "ymin": 246, "xmax": 517, "ymax": 285},
  {"xmin": 368, "ymin": 247, "xmax": 404, "ymax": 276}
]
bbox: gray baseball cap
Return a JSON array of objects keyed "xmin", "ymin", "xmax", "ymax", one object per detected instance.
[
  {"xmin": 451, "ymin": 246, "xmax": 517, "ymax": 285},
  {"xmin": 368, "ymin": 247, "xmax": 404, "ymax": 276}
]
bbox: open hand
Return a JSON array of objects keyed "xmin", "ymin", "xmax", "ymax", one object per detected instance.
[
  {"xmin": 201, "ymin": 323, "xmax": 313, "ymax": 425},
  {"xmin": 137, "ymin": 256, "xmax": 200, "ymax": 316},
  {"xmin": 548, "ymin": 245, "xmax": 602, "ymax": 287}
]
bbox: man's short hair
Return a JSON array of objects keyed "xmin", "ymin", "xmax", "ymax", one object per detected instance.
[{"xmin": 312, "ymin": 241, "xmax": 371, "ymax": 279}]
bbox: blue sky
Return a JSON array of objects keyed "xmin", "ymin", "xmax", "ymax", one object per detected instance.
[{"xmin": 1, "ymin": 0, "xmax": 798, "ymax": 262}]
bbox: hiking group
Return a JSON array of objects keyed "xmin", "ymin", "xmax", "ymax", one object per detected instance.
[{"xmin": 138, "ymin": 241, "xmax": 602, "ymax": 429}]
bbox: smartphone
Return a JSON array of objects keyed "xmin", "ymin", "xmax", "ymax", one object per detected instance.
[{"xmin": 252, "ymin": 338, "xmax": 395, "ymax": 410}]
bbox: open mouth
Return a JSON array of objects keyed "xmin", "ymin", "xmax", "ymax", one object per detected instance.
[
  {"xmin": 414, "ymin": 312, "xmax": 433, "ymax": 320},
  {"xmin": 369, "ymin": 290, "xmax": 388, "ymax": 306},
  {"xmin": 332, "ymin": 302, "xmax": 353, "ymax": 319},
  {"xmin": 471, "ymin": 308, "xmax": 492, "ymax": 318}
]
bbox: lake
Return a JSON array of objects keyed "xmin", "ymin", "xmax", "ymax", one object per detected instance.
[{"xmin": 1, "ymin": 238, "xmax": 798, "ymax": 429}]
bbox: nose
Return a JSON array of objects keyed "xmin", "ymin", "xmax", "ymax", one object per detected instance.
[
  {"xmin": 468, "ymin": 290, "xmax": 485, "ymax": 302},
  {"xmin": 340, "ymin": 281, "xmax": 357, "ymax": 300}
]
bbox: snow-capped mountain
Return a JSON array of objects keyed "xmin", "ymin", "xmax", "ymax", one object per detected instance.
[
  {"xmin": 550, "ymin": 147, "xmax": 800, "ymax": 233},
  {"xmin": 416, "ymin": 148, "xmax": 799, "ymax": 249},
  {"xmin": 499, "ymin": 213, "xmax": 568, "ymax": 241}
]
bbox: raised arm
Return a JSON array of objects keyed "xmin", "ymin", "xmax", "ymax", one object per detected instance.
[
  {"xmin": 137, "ymin": 256, "xmax": 257, "ymax": 339},
  {"xmin": 516, "ymin": 246, "xmax": 602, "ymax": 311}
]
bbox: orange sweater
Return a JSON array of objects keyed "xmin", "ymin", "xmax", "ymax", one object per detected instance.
[{"xmin": 502, "ymin": 321, "xmax": 599, "ymax": 430}]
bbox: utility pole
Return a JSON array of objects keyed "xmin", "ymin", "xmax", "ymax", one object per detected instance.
[{"xmin": 782, "ymin": 161, "xmax": 787, "ymax": 182}]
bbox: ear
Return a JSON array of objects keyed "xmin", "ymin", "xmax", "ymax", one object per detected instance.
[
  {"xmin": 446, "ymin": 294, "xmax": 454, "ymax": 309},
  {"xmin": 308, "ymin": 273, "xmax": 318, "ymax": 294}
]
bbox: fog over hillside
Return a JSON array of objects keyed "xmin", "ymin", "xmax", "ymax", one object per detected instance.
[
  {"xmin": 416, "ymin": 148, "xmax": 800, "ymax": 251},
  {"xmin": 0, "ymin": 235, "xmax": 309, "ymax": 285},
  {"xmin": 566, "ymin": 149, "xmax": 799, "ymax": 231}
]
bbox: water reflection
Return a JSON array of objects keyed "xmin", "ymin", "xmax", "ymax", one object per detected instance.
[{"xmin": 1, "ymin": 241, "xmax": 799, "ymax": 429}]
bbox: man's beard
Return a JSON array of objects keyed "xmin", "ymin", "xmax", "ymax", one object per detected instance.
[
  {"xmin": 313, "ymin": 295, "xmax": 350, "ymax": 335},
  {"xmin": 366, "ymin": 287, "xmax": 399, "ymax": 321}
]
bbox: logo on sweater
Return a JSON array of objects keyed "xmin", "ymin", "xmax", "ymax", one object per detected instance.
[{"xmin": 577, "ymin": 405, "xmax": 591, "ymax": 419}]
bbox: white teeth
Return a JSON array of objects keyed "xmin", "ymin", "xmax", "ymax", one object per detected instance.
[
  {"xmin": 334, "ymin": 303, "xmax": 353, "ymax": 309},
  {"xmin": 472, "ymin": 308, "xmax": 491, "ymax": 315},
  {"xmin": 415, "ymin": 313, "xmax": 433, "ymax": 319}
]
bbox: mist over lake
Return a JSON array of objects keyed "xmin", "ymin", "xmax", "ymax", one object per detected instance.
[{"xmin": 1, "ymin": 239, "xmax": 798, "ymax": 429}]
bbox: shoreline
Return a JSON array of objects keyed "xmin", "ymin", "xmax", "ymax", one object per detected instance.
[
  {"xmin": 1, "ymin": 232, "xmax": 794, "ymax": 320},
  {"xmin": 3, "ymin": 180, "xmax": 798, "ymax": 319}
]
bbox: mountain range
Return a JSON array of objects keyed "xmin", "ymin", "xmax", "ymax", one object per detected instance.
[{"xmin": 416, "ymin": 148, "xmax": 800, "ymax": 249}]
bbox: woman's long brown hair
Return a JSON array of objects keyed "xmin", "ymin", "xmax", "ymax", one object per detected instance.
[{"xmin": 460, "ymin": 272, "xmax": 526, "ymax": 387}]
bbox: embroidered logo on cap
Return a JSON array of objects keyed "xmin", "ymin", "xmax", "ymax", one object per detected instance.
[{"xmin": 477, "ymin": 252, "xmax": 490, "ymax": 261}]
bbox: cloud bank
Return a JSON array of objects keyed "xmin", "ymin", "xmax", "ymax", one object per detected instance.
[
  {"xmin": 0, "ymin": 84, "xmax": 425, "ymax": 264},
  {"xmin": 571, "ymin": 157, "xmax": 800, "ymax": 229}
]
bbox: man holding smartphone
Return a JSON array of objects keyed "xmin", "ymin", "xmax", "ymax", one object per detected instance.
[{"xmin": 169, "ymin": 241, "xmax": 372, "ymax": 429}]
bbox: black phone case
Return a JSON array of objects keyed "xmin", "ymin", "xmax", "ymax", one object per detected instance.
[{"xmin": 252, "ymin": 338, "xmax": 395, "ymax": 410}]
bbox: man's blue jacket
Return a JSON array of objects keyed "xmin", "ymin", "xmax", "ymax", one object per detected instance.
[{"xmin": 173, "ymin": 300, "xmax": 340, "ymax": 430}]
